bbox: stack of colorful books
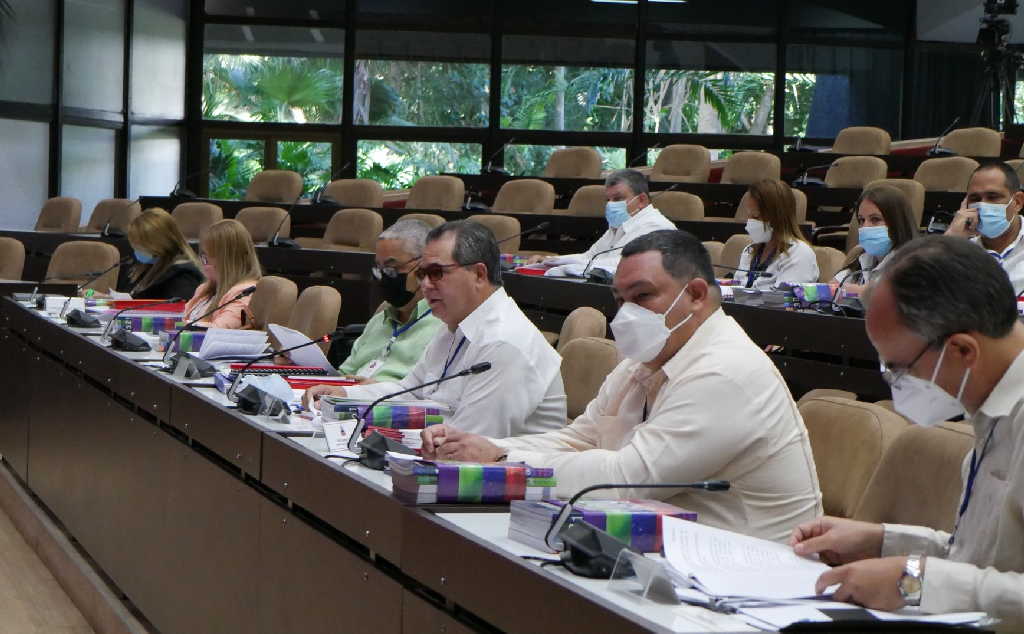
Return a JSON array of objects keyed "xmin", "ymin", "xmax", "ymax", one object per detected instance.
[
  {"xmin": 509, "ymin": 498, "xmax": 698, "ymax": 553},
  {"xmin": 387, "ymin": 456, "xmax": 556, "ymax": 504}
]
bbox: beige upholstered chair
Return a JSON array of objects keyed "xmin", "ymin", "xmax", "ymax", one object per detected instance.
[
  {"xmin": 654, "ymin": 191, "xmax": 703, "ymax": 221},
  {"xmin": 491, "ymin": 179, "xmax": 556, "ymax": 213},
  {"xmin": 703, "ymin": 241, "xmax": 724, "ymax": 272},
  {"xmin": 812, "ymin": 246, "xmax": 847, "ymax": 282},
  {"xmin": 287, "ymin": 285, "xmax": 342, "ymax": 353},
  {"xmin": 467, "ymin": 214, "xmax": 520, "ymax": 252},
  {"xmin": 81, "ymin": 198, "xmax": 141, "ymax": 233},
  {"xmin": 793, "ymin": 188, "xmax": 809, "ymax": 224},
  {"xmin": 35, "ymin": 197, "xmax": 82, "ymax": 233},
  {"xmin": 556, "ymin": 307, "xmax": 608, "ymax": 353},
  {"xmin": 0, "ymin": 237, "xmax": 26, "ymax": 280},
  {"xmin": 1006, "ymin": 159, "xmax": 1024, "ymax": 184},
  {"xmin": 399, "ymin": 213, "xmax": 446, "ymax": 229},
  {"xmin": 797, "ymin": 388, "xmax": 857, "ymax": 406},
  {"xmin": 720, "ymin": 152, "xmax": 781, "ymax": 185},
  {"xmin": 542, "ymin": 147, "xmax": 603, "ymax": 179},
  {"xmin": 297, "ymin": 208, "xmax": 383, "ymax": 252},
  {"xmin": 913, "ymin": 157, "xmax": 979, "ymax": 192},
  {"xmin": 249, "ymin": 276, "xmax": 298, "ymax": 330},
  {"xmin": 323, "ymin": 179, "xmax": 384, "ymax": 208},
  {"xmin": 831, "ymin": 126, "xmax": 892, "ymax": 155},
  {"xmin": 824, "ymin": 156, "xmax": 888, "ymax": 189},
  {"xmin": 406, "ymin": 175, "xmax": 465, "ymax": 211},
  {"xmin": 245, "ymin": 170, "xmax": 304, "ymax": 202},
  {"xmin": 45, "ymin": 241, "xmax": 121, "ymax": 291},
  {"xmin": 799, "ymin": 396, "xmax": 908, "ymax": 518},
  {"xmin": 566, "ymin": 185, "xmax": 607, "ymax": 217},
  {"xmin": 942, "ymin": 127, "xmax": 1002, "ymax": 157},
  {"xmin": 235, "ymin": 207, "xmax": 290, "ymax": 243},
  {"xmin": 560, "ymin": 337, "xmax": 619, "ymax": 421},
  {"xmin": 171, "ymin": 202, "xmax": 223, "ymax": 241},
  {"xmin": 855, "ymin": 422, "xmax": 974, "ymax": 532},
  {"xmin": 865, "ymin": 179, "xmax": 925, "ymax": 227},
  {"xmin": 717, "ymin": 234, "xmax": 752, "ymax": 276},
  {"xmin": 649, "ymin": 145, "xmax": 711, "ymax": 183}
]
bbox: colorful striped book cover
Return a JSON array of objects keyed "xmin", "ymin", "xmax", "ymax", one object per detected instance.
[
  {"xmin": 159, "ymin": 329, "xmax": 204, "ymax": 353},
  {"xmin": 324, "ymin": 400, "xmax": 448, "ymax": 428},
  {"xmin": 387, "ymin": 457, "xmax": 556, "ymax": 504},
  {"xmin": 117, "ymin": 313, "xmax": 183, "ymax": 335}
]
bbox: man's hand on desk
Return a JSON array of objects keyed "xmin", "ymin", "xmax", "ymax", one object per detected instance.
[
  {"xmin": 815, "ymin": 556, "xmax": 909, "ymax": 612},
  {"xmin": 301, "ymin": 384, "xmax": 348, "ymax": 409},
  {"xmin": 525, "ymin": 254, "xmax": 551, "ymax": 265},
  {"xmin": 789, "ymin": 516, "xmax": 884, "ymax": 566},
  {"xmin": 420, "ymin": 424, "xmax": 505, "ymax": 462}
]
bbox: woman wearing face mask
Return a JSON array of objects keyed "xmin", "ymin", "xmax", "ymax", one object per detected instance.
[
  {"xmin": 833, "ymin": 185, "xmax": 917, "ymax": 295},
  {"xmin": 181, "ymin": 219, "xmax": 262, "ymax": 328},
  {"xmin": 736, "ymin": 179, "xmax": 819, "ymax": 290},
  {"xmin": 124, "ymin": 208, "xmax": 204, "ymax": 300}
]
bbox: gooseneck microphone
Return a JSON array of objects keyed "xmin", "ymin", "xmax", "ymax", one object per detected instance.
[
  {"xmin": 484, "ymin": 137, "xmax": 516, "ymax": 175},
  {"xmin": 927, "ymin": 116, "xmax": 961, "ymax": 157},
  {"xmin": 712, "ymin": 263, "xmax": 775, "ymax": 281},
  {"xmin": 161, "ymin": 285, "xmax": 257, "ymax": 365},
  {"xmin": 581, "ymin": 246, "xmax": 624, "ymax": 280},
  {"xmin": 101, "ymin": 296, "xmax": 184, "ymax": 348},
  {"xmin": 226, "ymin": 329, "xmax": 344, "ymax": 402},
  {"xmin": 170, "ymin": 169, "xmax": 204, "ymax": 199},
  {"xmin": 627, "ymin": 142, "xmax": 661, "ymax": 167},
  {"xmin": 497, "ymin": 221, "xmax": 552, "ymax": 245},
  {"xmin": 58, "ymin": 256, "xmax": 133, "ymax": 318},
  {"xmin": 267, "ymin": 195, "xmax": 302, "ymax": 249},
  {"xmin": 312, "ymin": 162, "xmax": 353, "ymax": 204}
]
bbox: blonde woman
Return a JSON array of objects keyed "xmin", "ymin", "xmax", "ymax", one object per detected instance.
[
  {"xmin": 182, "ymin": 219, "xmax": 262, "ymax": 328},
  {"xmin": 736, "ymin": 179, "xmax": 818, "ymax": 290},
  {"xmin": 126, "ymin": 208, "xmax": 204, "ymax": 300}
]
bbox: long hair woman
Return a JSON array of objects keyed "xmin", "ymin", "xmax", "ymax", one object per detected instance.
[
  {"xmin": 125, "ymin": 208, "xmax": 203, "ymax": 300},
  {"xmin": 736, "ymin": 179, "xmax": 819, "ymax": 289},
  {"xmin": 834, "ymin": 184, "xmax": 917, "ymax": 292},
  {"xmin": 181, "ymin": 219, "xmax": 262, "ymax": 328}
]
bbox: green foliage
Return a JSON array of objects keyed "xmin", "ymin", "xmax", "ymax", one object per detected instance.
[
  {"xmin": 501, "ymin": 65, "xmax": 634, "ymax": 132},
  {"xmin": 277, "ymin": 141, "xmax": 333, "ymax": 195},
  {"xmin": 208, "ymin": 138, "xmax": 263, "ymax": 200},
  {"xmin": 504, "ymin": 145, "xmax": 625, "ymax": 177},
  {"xmin": 360, "ymin": 60, "xmax": 489, "ymax": 127},
  {"xmin": 203, "ymin": 54, "xmax": 342, "ymax": 123},
  {"xmin": 357, "ymin": 141, "xmax": 481, "ymax": 190}
]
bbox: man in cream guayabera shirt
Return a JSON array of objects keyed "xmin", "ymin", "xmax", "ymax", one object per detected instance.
[
  {"xmin": 304, "ymin": 220, "xmax": 566, "ymax": 438},
  {"xmin": 423, "ymin": 229, "xmax": 822, "ymax": 543},
  {"xmin": 790, "ymin": 236, "xmax": 1024, "ymax": 627}
]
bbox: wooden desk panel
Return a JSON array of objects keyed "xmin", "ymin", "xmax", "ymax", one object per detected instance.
[
  {"xmin": 402, "ymin": 590, "xmax": 477, "ymax": 634},
  {"xmin": 0, "ymin": 332, "xmax": 32, "ymax": 479},
  {"xmin": 169, "ymin": 386, "xmax": 262, "ymax": 477}
]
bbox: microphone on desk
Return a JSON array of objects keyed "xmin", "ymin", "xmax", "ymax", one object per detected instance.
[
  {"xmin": 100, "ymin": 296, "xmax": 185, "ymax": 349},
  {"xmin": 497, "ymin": 221, "xmax": 552, "ymax": 264},
  {"xmin": 101, "ymin": 197, "xmax": 142, "ymax": 238},
  {"xmin": 927, "ymin": 116, "xmax": 961, "ymax": 157},
  {"xmin": 59, "ymin": 255, "xmax": 133, "ymax": 320},
  {"xmin": 483, "ymin": 137, "xmax": 516, "ymax": 175},
  {"xmin": 545, "ymin": 480, "xmax": 731, "ymax": 579},
  {"xmin": 169, "ymin": 169, "xmax": 204, "ymax": 199},
  {"xmin": 160, "ymin": 285, "xmax": 257, "ymax": 371},
  {"xmin": 581, "ymin": 246, "xmax": 624, "ymax": 283},
  {"xmin": 226, "ymin": 328, "xmax": 344, "ymax": 405},
  {"xmin": 343, "ymin": 361, "xmax": 493, "ymax": 469},
  {"xmin": 266, "ymin": 195, "xmax": 302, "ymax": 249},
  {"xmin": 312, "ymin": 162, "xmax": 353, "ymax": 204},
  {"xmin": 627, "ymin": 142, "xmax": 660, "ymax": 167}
]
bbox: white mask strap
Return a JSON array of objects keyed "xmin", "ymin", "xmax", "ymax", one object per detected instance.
[{"xmin": 665, "ymin": 284, "xmax": 691, "ymax": 333}]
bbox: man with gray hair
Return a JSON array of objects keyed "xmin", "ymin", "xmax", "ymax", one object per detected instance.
[
  {"xmin": 790, "ymin": 235, "xmax": 1024, "ymax": 625},
  {"xmin": 533, "ymin": 168, "xmax": 676, "ymax": 278},
  {"xmin": 306, "ymin": 220, "xmax": 566, "ymax": 437}
]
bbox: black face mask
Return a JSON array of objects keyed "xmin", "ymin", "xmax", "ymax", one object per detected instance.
[{"xmin": 378, "ymin": 272, "xmax": 415, "ymax": 307}]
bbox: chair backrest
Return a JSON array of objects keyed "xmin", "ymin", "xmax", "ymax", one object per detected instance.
[
  {"xmin": 567, "ymin": 185, "xmax": 607, "ymax": 217},
  {"xmin": 399, "ymin": 213, "xmax": 446, "ymax": 228},
  {"xmin": 855, "ymin": 422, "xmax": 975, "ymax": 532},
  {"xmin": 35, "ymin": 197, "xmax": 82, "ymax": 233},
  {"xmin": 703, "ymin": 241, "xmax": 724, "ymax": 273},
  {"xmin": 323, "ymin": 179, "xmax": 384, "ymax": 208},
  {"xmin": 249, "ymin": 276, "xmax": 298, "ymax": 330},
  {"xmin": 542, "ymin": 147, "xmax": 603, "ymax": 179},
  {"xmin": 942, "ymin": 127, "xmax": 1002, "ymax": 157},
  {"xmin": 245, "ymin": 169, "xmax": 304, "ymax": 202},
  {"xmin": 865, "ymin": 179, "xmax": 925, "ymax": 227},
  {"xmin": 792, "ymin": 188, "xmax": 808, "ymax": 224},
  {"xmin": 796, "ymin": 388, "xmax": 857, "ymax": 406},
  {"xmin": 556, "ymin": 306, "xmax": 608, "ymax": 352},
  {"xmin": 45, "ymin": 240, "xmax": 121, "ymax": 291},
  {"xmin": 287, "ymin": 285, "xmax": 342, "ymax": 352},
  {"xmin": 235, "ymin": 207, "xmax": 290, "ymax": 243},
  {"xmin": 831, "ymin": 126, "xmax": 892, "ymax": 155},
  {"xmin": 720, "ymin": 152, "xmax": 781, "ymax": 185},
  {"xmin": 560, "ymin": 337, "xmax": 619, "ymax": 420},
  {"xmin": 0, "ymin": 237, "xmax": 26, "ymax": 280},
  {"xmin": 406, "ymin": 175, "xmax": 465, "ymax": 211},
  {"xmin": 85, "ymin": 198, "xmax": 141, "ymax": 232},
  {"xmin": 468, "ymin": 214, "xmax": 520, "ymax": 252},
  {"xmin": 171, "ymin": 202, "xmax": 224, "ymax": 240},
  {"xmin": 812, "ymin": 246, "xmax": 847, "ymax": 282},
  {"xmin": 654, "ymin": 191, "xmax": 704, "ymax": 221},
  {"xmin": 649, "ymin": 144, "xmax": 711, "ymax": 183},
  {"xmin": 719, "ymin": 234, "xmax": 752, "ymax": 275},
  {"xmin": 491, "ymin": 179, "xmax": 556, "ymax": 213},
  {"xmin": 824, "ymin": 156, "xmax": 889, "ymax": 189},
  {"xmin": 798, "ymin": 396, "xmax": 908, "ymax": 518},
  {"xmin": 323, "ymin": 209, "xmax": 384, "ymax": 252},
  {"xmin": 1006, "ymin": 159, "xmax": 1024, "ymax": 185},
  {"xmin": 913, "ymin": 156, "xmax": 980, "ymax": 192}
]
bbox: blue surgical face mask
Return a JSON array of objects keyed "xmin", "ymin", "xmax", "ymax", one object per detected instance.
[
  {"xmin": 605, "ymin": 195, "xmax": 637, "ymax": 228},
  {"xmin": 974, "ymin": 202, "xmax": 1013, "ymax": 239},
  {"xmin": 134, "ymin": 249, "xmax": 157, "ymax": 264},
  {"xmin": 858, "ymin": 225, "xmax": 893, "ymax": 258}
]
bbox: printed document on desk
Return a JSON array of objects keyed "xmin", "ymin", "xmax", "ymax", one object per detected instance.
[
  {"xmin": 196, "ymin": 327, "xmax": 268, "ymax": 360},
  {"xmin": 267, "ymin": 323, "xmax": 339, "ymax": 374}
]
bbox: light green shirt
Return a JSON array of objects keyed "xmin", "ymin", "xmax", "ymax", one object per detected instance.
[{"xmin": 338, "ymin": 299, "xmax": 442, "ymax": 382}]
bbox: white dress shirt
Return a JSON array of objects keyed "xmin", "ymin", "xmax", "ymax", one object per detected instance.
[
  {"xmin": 492, "ymin": 309, "xmax": 823, "ymax": 544},
  {"xmin": 833, "ymin": 251, "xmax": 895, "ymax": 287},
  {"xmin": 880, "ymin": 349, "xmax": 1024, "ymax": 628},
  {"xmin": 543, "ymin": 204, "xmax": 677, "ymax": 277},
  {"xmin": 341, "ymin": 287, "xmax": 566, "ymax": 437},
  {"xmin": 971, "ymin": 219, "xmax": 1024, "ymax": 296},
  {"xmin": 736, "ymin": 240, "xmax": 820, "ymax": 290}
]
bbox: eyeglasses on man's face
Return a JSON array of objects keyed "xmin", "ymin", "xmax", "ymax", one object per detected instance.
[
  {"xmin": 880, "ymin": 339, "xmax": 939, "ymax": 388},
  {"xmin": 371, "ymin": 256, "xmax": 420, "ymax": 281}
]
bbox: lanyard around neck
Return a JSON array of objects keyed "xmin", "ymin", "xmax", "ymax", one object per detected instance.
[
  {"xmin": 440, "ymin": 336, "xmax": 468, "ymax": 381},
  {"xmin": 949, "ymin": 421, "xmax": 999, "ymax": 546}
]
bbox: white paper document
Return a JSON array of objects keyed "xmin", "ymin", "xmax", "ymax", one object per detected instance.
[
  {"xmin": 196, "ymin": 327, "xmax": 269, "ymax": 360},
  {"xmin": 109, "ymin": 290, "xmax": 133, "ymax": 300},
  {"xmin": 267, "ymin": 323, "xmax": 339, "ymax": 374}
]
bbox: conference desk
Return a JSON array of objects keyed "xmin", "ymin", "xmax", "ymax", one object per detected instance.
[{"xmin": 0, "ymin": 299, "xmax": 754, "ymax": 633}]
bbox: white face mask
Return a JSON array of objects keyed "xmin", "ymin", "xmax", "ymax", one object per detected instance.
[
  {"xmin": 745, "ymin": 219, "xmax": 773, "ymax": 244},
  {"xmin": 611, "ymin": 285, "xmax": 692, "ymax": 362},
  {"xmin": 891, "ymin": 344, "xmax": 970, "ymax": 427}
]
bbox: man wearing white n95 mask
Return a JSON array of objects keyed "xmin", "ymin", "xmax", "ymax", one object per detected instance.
[
  {"xmin": 422, "ymin": 229, "xmax": 822, "ymax": 543},
  {"xmin": 531, "ymin": 169, "xmax": 676, "ymax": 277}
]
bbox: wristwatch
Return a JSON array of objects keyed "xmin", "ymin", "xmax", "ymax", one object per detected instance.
[{"xmin": 898, "ymin": 554, "xmax": 924, "ymax": 606}]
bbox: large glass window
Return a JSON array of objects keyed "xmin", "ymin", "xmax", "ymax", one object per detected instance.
[
  {"xmin": 276, "ymin": 141, "xmax": 333, "ymax": 195},
  {"xmin": 130, "ymin": 126, "xmax": 181, "ymax": 199},
  {"xmin": 505, "ymin": 144, "xmax": 625, "ymax": 177},
  {"xmin": 62, "ymin": 125, "xmax": 116, "ymax": 225},
  {"xmin": 357, "ymin": 141, "xmax": 481, "ymax": 190},
  {"xmin": 0, "ymin": 119, "xmax": 50, "ymax": 230},
  {"xmin": 132, "ymin": 0, "xmax": 187, "ymax": 119},
  {"xmin": 205, "ymin": 0, "xmax": 346, "ymax": 21},
  {"xmin": 63, "ymin": 0, "xmax": 125, "ymax": 112},
  {"xmin": 0, "ymin": 0, "xmax": 55, "ymax": 104},
  {"xmin": 208, "ymin": 138, "xmax": 265, "ymax": 199},
  {"xmin": 203, "ymin": 25, "xmax": 344, "ymax": 124}
]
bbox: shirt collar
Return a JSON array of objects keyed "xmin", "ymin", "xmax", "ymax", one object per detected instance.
[
  {"xmin": 384, "ymin": 298, "xmax": 430, "ymax": 325},
  {"xmin": 977, "ymin": 348, "xmax": 1024, "ymax": 419},
  {"xmin": 619, "ymin": 204, "xmax": 656, "ymax": 231},
  {"xmin": 455, "ymin": 286, "xmax": 506, "ymax": 343},
  {"xmin": 657, "ymin": 308, "xmax": 727, "ymax": 379}
]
